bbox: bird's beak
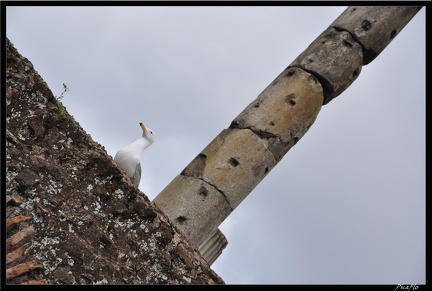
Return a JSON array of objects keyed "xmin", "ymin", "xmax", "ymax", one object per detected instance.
[{"xmin": 140, "ymin": 122, "xmax": 147, "ymax": 132}]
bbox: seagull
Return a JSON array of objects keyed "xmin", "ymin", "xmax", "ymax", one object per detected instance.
[{"xmin": 114, "ymin": 122, "xmax": 154, "ymax": 187}]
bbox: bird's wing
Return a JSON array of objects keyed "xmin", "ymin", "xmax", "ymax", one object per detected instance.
[{"xmin": 133, "ymin": 161, "xmax": 141, "ymax": 187}]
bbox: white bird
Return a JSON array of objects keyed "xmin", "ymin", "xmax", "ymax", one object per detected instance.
[{"xmin": 114, "ymin": 122, "xmax": 154, "ymax": 187}]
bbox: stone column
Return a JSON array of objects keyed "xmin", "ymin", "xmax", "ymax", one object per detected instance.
[
  {"xmin": 153, "ymin": 6, "xmax": 422, "ymax": 252},
  {"xmin": 198, "ymin": 229, "xmax": 228, "ymax": 266}
]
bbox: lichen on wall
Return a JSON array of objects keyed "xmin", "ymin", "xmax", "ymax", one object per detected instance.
[{"xmin": 5, "ymin": 37, "xmax": 224, "ymax": 285}]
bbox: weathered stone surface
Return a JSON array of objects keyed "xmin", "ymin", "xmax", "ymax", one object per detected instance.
[
  {"xmin": 331, "ymin": 6, "xmax": 422, "ymax": 65},
  {"xmin": 289, "ymin": 28, "xmax": 363, "ymax": 104},
  {"xmin": 156, "ymin": 68, "xmax": 323, "ymax": 247},
  {"xmin": 232, "ymin": 67, "xmax": 323, "ymax": 161},
  {"xmin": 198, "ymin": 128, "xmax": 277, "ymax": 210},
  {"xmin": 6, "ymin": 37, "xmax": 224, "ymax": 285},
  {"xmin": 154, "ymin": 175, "xmax": 232, "ymax": 247}
]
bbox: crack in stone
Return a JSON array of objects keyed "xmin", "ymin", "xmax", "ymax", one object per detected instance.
[
  {"xmin": 180, "ymin": 151, "xmax": 234, "ymax": 210},
  {"xmin": 179, "ymin": 125, "xmax": 296, "ymax": 210},
  {"xmin": 332, "ymin": 26, "xmax": 364, "ymax": 45},
  {"xmin": 230, "ymin": 120, "xmax": 277, "ymax": 139},
  {"xmin": 331, "ymin": 26, "xmax": 370, "ymax": 65},
  {"xmin": 202, "ymin": 178, "xmax": 233, "ymax": 211},
  {"xmin": 179, "ymin": 172, "xmax": 234, "ymax": 212},
  {"xmin": 288, "ymin": 65, "xmax": 332, "ymax": 104},
  {"xmin": 229, "ymin": 122, "xmax": 291, "ymax": 162}
]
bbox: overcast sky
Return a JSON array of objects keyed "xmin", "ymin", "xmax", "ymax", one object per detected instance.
[{"xmin": 6, "ymin": 5, "xmax": 425, "ymax": 285}]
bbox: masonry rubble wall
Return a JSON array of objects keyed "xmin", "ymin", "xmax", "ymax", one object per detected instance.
[{"xmin": 5, "ymin": 37, "xmax": 224, "ymax": 285}]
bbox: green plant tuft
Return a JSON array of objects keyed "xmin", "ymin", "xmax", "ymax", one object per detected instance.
[{"xmin": 55, "ymin": 83, "xmax": 70, "ymax": 119}]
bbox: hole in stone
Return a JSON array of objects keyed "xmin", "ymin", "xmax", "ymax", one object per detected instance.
[
  {"xmin": 361, "ymin": 20, "xmax": 371, "ymax": 31},
  {"xmin": 264, "ymin": 167, "xmax": 269, "ymax": 174},
  {"xmin": 286, "ymin": 69, "xmax": 296, "ymax": 77},
  {"xmin": 390, "ymin": 30, "xmax": 397, "ymax": 40},
  {"xmin": 352, "ymin": 67, "xmax": 360, "ymax": 78},
  {"xmin": 229, "ymin": 157, "xmax": 240, "ymax": 167},
  {"xmin": 285, "ymin": 93, "xmax": 296, "ymax": 106},
  {"xmin": 198, "ymin": 186, "xmax": 208, "ymax": 197},
  {"xmin": 176, "ymin": 216, "xmax": 187, "ymax": 224},
  {"xmin": 230, "ymin": 120, "xmax": 239, "ymax": 128},
  {"xmin": 198, "ymin": 153, "xmax": 207, "ymax": 159},
  {"xmin": 254, "ymin": 102, "xmax": 260, "ymax": 108},
  {"xmin": 269, "ymin": 121, "xmax": 275, "ymax": 126}
]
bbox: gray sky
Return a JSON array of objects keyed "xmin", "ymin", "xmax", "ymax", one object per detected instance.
[{"xmin": 6, "ymin": 5, "xmax": 425, "ymax": 285}]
